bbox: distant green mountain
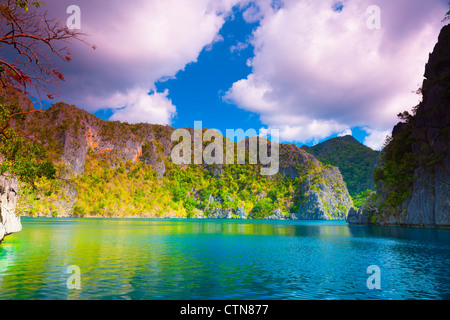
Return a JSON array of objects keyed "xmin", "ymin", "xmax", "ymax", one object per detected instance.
[{"xmin": 301, "ymin": 135, "xmax": 380, "ymax": 200}]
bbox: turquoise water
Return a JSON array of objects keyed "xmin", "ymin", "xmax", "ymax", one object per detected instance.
[{"xmin": 0, "ymin": 217, "xmax": 449, "ymax": 300}]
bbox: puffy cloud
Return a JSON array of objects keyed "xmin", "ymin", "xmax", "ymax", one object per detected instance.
[
  {"xmin": 225, "ymin": 0, "xmax": 447, "ymax": 145},
  {"xmin": 363, "ymin": 127, "xmax": 391, "ymax": 151},
  {"xmin": 47, "ymin": 0, "xmax": 243, "ymax": 124},
  {"xmin": 107, "ymin": 89, "xmax": 176, "ymax": 125},
  {"xmin": 338, "ymin": 129, "xmax": 353, "ymax": 137}
]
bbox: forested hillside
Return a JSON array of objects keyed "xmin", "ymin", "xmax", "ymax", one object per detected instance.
[
  {"xmin": 10, "ymin": 99, "xmax": 353, "ymax": 220},
  {"xmin": 301, "ymin": 135, "xmax": 380, "ymax": 207}
]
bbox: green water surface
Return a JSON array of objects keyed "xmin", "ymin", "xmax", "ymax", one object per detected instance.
[{"xmin": 1, "ymin": 218, "xmax": 449, "ymax": 300}]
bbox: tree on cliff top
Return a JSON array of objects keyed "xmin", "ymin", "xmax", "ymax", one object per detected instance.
[
  {"xmin": 0, "ymin": 0, "xmax": 91, "ymax": 185},
  {"xmin": 0, "ymin": 0, "xmax": 91, "ymax": 98},
  {"xmin": 0, "ymin": 0, "xmax": 92, "ymax": 138},
  {"xmin": 443, "ymin": 2, "xmax": 450, "ymax": 22}
]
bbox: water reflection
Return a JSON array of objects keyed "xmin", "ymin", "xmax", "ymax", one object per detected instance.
[{"xmin": 0, "ymin": 218, "xmax": 449, "ymax": 300}]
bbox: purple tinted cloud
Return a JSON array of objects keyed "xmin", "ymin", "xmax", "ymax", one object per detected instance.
[
  {"xmin": 225, "ymin": 0, "xmax": 447, "ymax": 149},
  {"xmin": 29, "ymin": 0, "xmax": 448, "ymax": 150},
  {"xmin": 42, "ymin": 0, "xmax": 242, "ymax": 124}
]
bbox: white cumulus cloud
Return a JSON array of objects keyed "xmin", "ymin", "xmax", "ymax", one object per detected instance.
[
  {"xmin": 363, "ymin": 127, "xmax": 391, "ymax": 151},
  {"xmin": 107, "ymin": 88, "xmax": 176, "ymax": 125},
  {"xmin": 225, "ymin": 0, "xmax": 447, "ymax": 145},
  {"xmin": 338, "ymin": 129, "xmax": 353, "ymax": 137},
  {"xmin": 49, "ymin": 0, "xmax": 244, "ymax": 125}
]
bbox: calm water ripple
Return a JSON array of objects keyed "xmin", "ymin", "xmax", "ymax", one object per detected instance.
[{"xmin": 0, "ymin": 218, "xmax": 449, "ymax": 300}]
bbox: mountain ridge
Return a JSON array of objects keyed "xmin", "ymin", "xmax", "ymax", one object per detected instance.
[
  {"xmin": 301, "ymin": 135, "xmax": 380, "ymax": 200},
  {"xmin": 10, "ymin": 100, "xmax": 353, "ymax": 220}
]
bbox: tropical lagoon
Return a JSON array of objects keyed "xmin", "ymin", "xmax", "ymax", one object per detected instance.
[{"xmin": 0, "ymin": 218, "xmax": 449, "ymax": 300}]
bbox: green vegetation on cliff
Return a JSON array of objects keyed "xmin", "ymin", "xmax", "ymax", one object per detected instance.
[
  {"xmin": 0, "ymin": 94, "xmax": 56, "ymax": 187},
  {"xmin": 18, "ymin": 145, "xmax": 349, "ymax": 219},
  {"xmin": 371, "ymin": 24, "xmax": 450, "ymax": 224},
  {"xmin": 13, "ymin": 103, "xmax": 353, "ymax": 219},
  {"xmin": 301, "ymin": 135, "xmax": 380, "ymax": 207},
  {"xmin": 373, "ymin": 120, "xmax": 417, "ymax": 215}
]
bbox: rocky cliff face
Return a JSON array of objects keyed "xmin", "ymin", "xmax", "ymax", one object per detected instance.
[
  {"xmin": 13, "ymin": 101, "xmax": 353, "ymax": 220},
  {"xmin": 301, "ymin": 135, "xmax": 380, "ymax": 197},
  {"xmin": 0, "ymin": 174, "xmax": 22, "ymax": 242},
  {"xmin": 15, "ymin": 103, "xmax": 173, "ymax": 177},
  {"xmin": 279, "ymin": 144, "xmax": 353, "ymax": 220},
  {"xmin": 400, "ymin": 25, "xmax": 450, "ymax": 227},
  {"xmin": 348, "ymin": 24, "xmax": 450, "ymax": 227}
]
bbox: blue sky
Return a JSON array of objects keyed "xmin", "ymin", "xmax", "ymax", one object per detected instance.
[
  {"xmin": 151, "ymin": 7, "xmax": 372, "ymax": 146},
  {"xmin": 93, "ymin": 4, "xmax": 369, "ymax": 147},
  {"xmin": 155, "ymin": 11, "xmax": 260, "ymax": 136},
  {"xmin": 43, "ymin": 0, "xmax": 448, "ymax": 150},
  {"xmin": 92, "ymin": 9, "xmax": 271, "ymax": 141}
]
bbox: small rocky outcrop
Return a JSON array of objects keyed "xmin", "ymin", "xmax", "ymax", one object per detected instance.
[
  {"xmin": 209, "ymin": 209, "xmax": 233, "ymax": 219},
  {"xmin": 346, "ymin": 207, "xmax": 371, "ymax": 225},
  {"xmin": 265, "ymin": 209, "xmax": 286, "ymax": 220},
  {"xmin": 0, "ymin": 174, "xmax": 22, "ymax": 242},
  {"xmin": 236, "ymin": 206, "xmax": 247, "ymax": 219}
]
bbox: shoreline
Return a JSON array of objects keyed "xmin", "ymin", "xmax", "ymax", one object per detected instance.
[
  {"xmin": 20, "ymin": 215, "xmax": 346, "ymax": 222},
  {"xmin": 18, "ymin": 215, "xmax": 450, "ymax": 229}
]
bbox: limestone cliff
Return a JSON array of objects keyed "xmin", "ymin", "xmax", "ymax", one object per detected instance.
[
  {"xmin": 14, "ymin": 102, "xmax": 173, "ymax": 177},
  {"xmin": 13, "ymin": 101, "xmax": 353, "ymax": 220},
  {"xmin": 279, "ymin": 144, "xmax": 353, "ymax": 220},
  {"xmin": 348, "ymin": 24, "xmax": 450, "ymax": 227},
  {"xmin": 0, "ymin": 174, "xmax": 22, "ymax": 242}
]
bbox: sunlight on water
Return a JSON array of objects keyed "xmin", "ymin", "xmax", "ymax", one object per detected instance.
[{"xmin": 1, "ymin": 218, "xmax": 449, "ymax": 300}]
